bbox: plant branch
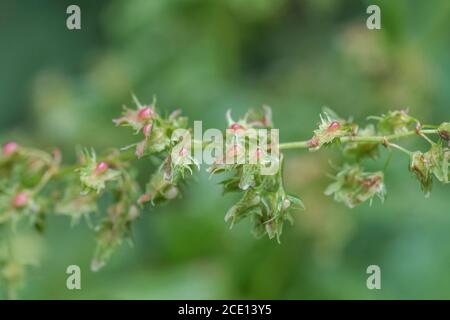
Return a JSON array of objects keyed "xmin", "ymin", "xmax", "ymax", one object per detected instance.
[{"xmin": 279, "ymin": 129, "xmax": 438, "ymax": 150}]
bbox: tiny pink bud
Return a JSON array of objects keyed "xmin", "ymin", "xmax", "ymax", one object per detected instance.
[
  {"xmin": 308, "ymin": 137, "xmax": 319, "ymax": 148},
  {"xmin": 179, "ymin": 147, "xmax": 188, "ymax": 157},
  {"xmin": 12, "ymin": 192, "xmax": 28, "ymax": 208},
  {"xmin": 138, "ymin": 107, "xmax": 153, "ymax": 120},
  {"xmin": 229, "ymin": 123, "xmax": 243, "ymax": 131},
  {"xmin": 95, "ymin": 161, "xmax": 109, "ymax": 175},
  {"xmin": 143, "ymin": 124, "xmax": 152, "ymax": 138},
  {"xmin": 327, "ymin": 121, "xmax": 341, "ymax": 132},
  {"xmin": 2, "ymin": 142, "xmax": 19, "ymax": 157}
]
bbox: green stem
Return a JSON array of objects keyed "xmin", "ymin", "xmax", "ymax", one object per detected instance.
[
  {"xmin": 278, "ymin": 141, "xmax": 309, "ymax": 150},
  {"xmin": 279, "ymin": 129, "xmax": 438, "ymax": 150},
  {"xmin": 388, "ymin": 143, "xmax": 412, "ymax": 156}
]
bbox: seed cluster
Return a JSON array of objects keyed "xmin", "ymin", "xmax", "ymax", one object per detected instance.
[{"xmin": 0, "ymin": 97, "xmax": 448, "ymax": 297}]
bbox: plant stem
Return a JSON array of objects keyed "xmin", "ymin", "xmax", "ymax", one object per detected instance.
[
  {"xmin": 388, "ymin": 143, "xmax": 412, "ymax": 156},
  {"xmin": 279, "ymin": 129, "xmax": 438, "ymax": 150},
  {"xmin": 278, "ymin": 141, "xmax": 310, "ymax": 150}
]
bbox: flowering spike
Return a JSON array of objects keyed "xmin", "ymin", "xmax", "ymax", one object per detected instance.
[{"xmin": 2, "ymin": 94, "xmax": 448, "ymax": 292}]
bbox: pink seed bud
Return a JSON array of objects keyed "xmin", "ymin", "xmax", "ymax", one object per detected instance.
[
  {"xmin": 12, "ymin": 192, "xmax": 28, "ymax": 208},
  {"xmin": 137, "ymin": 107, "xmax": 153, "ymax": 120},
  {"xmin": 308, "ymin": 137, "xmax": 319, "ymax": 148},
  {"xmin": 327, "ymin": 121, "xmax": 341, "ymax": 132},
  {"xmin": 95, "ymin": 161, "xmax": 109, "ymax": 175},
  {"xmin": 229, "ymin": 123, "xmax": 243, "ymax": 131},
  {"xmin": 2, "ymin": 142, "xmax": 19, "ymax": 157},
  {"xmin": 143, "ymin": 124, "xmax": 152, "ymax": 138},
  {"xmin": 179, "ymin": 147, "xmax": 188, "ymax": 157}
]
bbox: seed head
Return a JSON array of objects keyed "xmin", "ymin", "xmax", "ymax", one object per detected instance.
[{"xmin": 95, "ymin": 161, "xmax": 109, "ymax": 175}]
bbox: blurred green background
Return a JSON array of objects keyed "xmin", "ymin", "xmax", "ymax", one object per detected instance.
[{"xmin": 1, "ymin": 0, "xmax": 450, "ymax": 299}]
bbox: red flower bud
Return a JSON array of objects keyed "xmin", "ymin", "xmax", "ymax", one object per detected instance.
[
  {"xmin": 12, "ymin": 192, "xmax": 28, "ymax": 208},
  {"xmin": 229, "ymin": 123, "xmax": 243, "ymax": 131},
  {"xmin": 2, "ymin": 142, "xmax": 19, "ymax": 157},
  {"xmin": 137, "ymin": 107, "xmax": 153, "ymax": 121},
  {"xmin": 327, "ymin": 121, "xmax": 341, "ymax": 132},
  {"xmin": 95, "ymin": 161, "xmax": 109, "ymax": 175}
]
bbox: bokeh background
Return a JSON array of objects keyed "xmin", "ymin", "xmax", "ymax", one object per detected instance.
[{"xmin": 1, "ymin": 0, "xmax": 450, "ymax": 299}]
